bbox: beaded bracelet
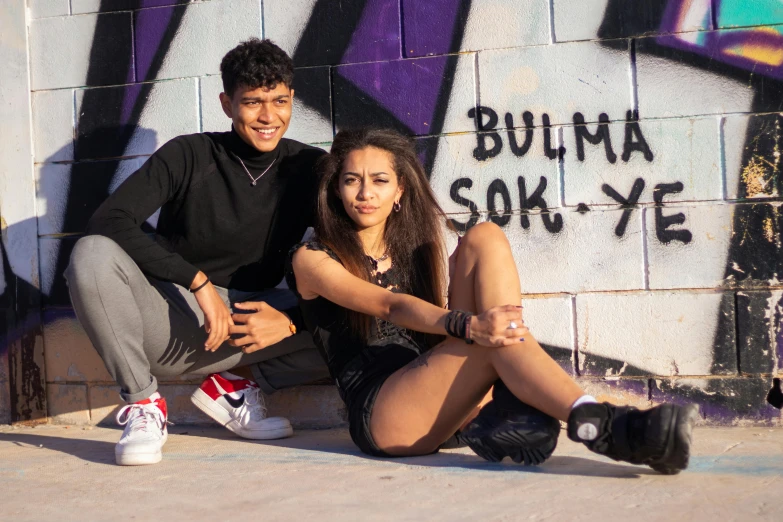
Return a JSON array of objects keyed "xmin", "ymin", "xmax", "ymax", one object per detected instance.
[{"xmin": 445, "ymin": 310, "xmax": 474, "ymax": 344}]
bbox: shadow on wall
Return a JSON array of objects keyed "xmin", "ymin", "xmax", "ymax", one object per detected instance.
[
  {"xmin": 0, "ymin": 128, "xmax": 158, "ymax": 423},
  {"xmin": 39, "ymin": 128, "xmax": 160, "ymax": 308},
  {"xmin": 0, "ymin": 222, "xmax": 44, "ymax": 423}
]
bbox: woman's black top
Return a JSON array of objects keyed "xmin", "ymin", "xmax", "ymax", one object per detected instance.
[{"xmin": 285, "ymin": 241, "xmax": 429, "ymax": 398}]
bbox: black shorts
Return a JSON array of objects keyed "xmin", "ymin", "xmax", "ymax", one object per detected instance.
[{"xmin": 337, "ymin": 338, "xmax": 423, "ymax": 458}]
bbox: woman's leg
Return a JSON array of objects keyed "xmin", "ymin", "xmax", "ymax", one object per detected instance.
[{"xmin": 370, "ymin": 222, "xmax": 584, "ymax": 456}]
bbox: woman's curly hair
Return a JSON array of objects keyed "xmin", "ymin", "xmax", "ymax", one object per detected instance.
[{"xmin": 220, "ymin": 38, "xmax": 294, "ymax": 97}]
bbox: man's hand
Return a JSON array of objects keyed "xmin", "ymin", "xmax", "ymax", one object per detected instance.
[
  {"xmin": 228, "ymin": 301, "xmax": 294, "ymax": 354},
  {"xmin": 191, "ymin": 272, "xmax": 233, "ymax": 351}
]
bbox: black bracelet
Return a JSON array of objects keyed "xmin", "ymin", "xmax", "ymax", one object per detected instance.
[
  {"xmin": 190, "ymin": 277, "xmax": 210, "ymax": 293},
  {"xmin": 445, "ymin": 310, "xmax": 474, "ymax": 344}
]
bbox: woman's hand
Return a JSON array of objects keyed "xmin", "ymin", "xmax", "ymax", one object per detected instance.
[
  {"xmin": 192, "ymin": 275, "xmax": 234, "ymax": 351},
  {"xmin": 469, "ymin": 305, "xmax": 528, "ymax": 347}
]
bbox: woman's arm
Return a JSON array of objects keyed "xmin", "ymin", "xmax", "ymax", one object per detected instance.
[{"xmin": 291, "ymin": 246, "xmax": 526, "ymax": 346}]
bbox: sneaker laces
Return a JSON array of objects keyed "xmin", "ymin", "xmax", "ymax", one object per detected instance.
[
  {"xmin": 116, "ymin": 402, "xmax": 165, "ymax": 436},
  {"xmin": 238, "ymin": 386, "xmax": 268, "ymax": 424}
]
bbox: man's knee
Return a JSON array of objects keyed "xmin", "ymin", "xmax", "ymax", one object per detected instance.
[{"xmin": 65, "ymin": 235, "xmax": 124, "ymax": 286}]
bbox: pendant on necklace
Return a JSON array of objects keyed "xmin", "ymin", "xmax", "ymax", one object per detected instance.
[{"xmin": 251, "ymin": 180, "xmax": 257, "ymax": 186}]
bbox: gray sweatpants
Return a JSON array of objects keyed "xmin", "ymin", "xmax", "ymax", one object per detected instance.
[{"xmin": 64, "ymin": 235, "xmax": 329, "ymax": 403}]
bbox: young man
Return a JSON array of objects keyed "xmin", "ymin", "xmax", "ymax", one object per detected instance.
[{"xmin": 65, "ymin": 39, "xmax": 330, "ymax": 466}]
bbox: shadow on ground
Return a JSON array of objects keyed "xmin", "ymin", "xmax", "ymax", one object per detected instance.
[{"xmin": 0, "ymin": 426, "xmax": 650, "ymax": 478}]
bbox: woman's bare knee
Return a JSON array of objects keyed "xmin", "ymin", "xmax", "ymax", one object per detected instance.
[
  {"xmin": 372, "ymin": 430, "xmax": 443, "ymax": 457},
  {"xmin": 462, "ymin": 222, "xmax": 510, "ymax": 253}
]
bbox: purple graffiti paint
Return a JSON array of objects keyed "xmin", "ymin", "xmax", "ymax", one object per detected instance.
[
  {"xmin": 138, "ymin": 0, "xmax": 188, "ymax": 7},
  {"xmin": 776, "ymin": 299, "xmax": 783, "ymax": 371},
  {"xmin": 652, "ymin": 380, "xmax": 782, "ymax": 424},
  {"xmin": 658, "ymin": 0, "xmax": 783, "ymax": 81},
  {"xmin": 401, "ymin": 0, "xmax": 464, "ymax": 57},
  {"xmin": 341, "ymin": 0, "xmax": 401, "ymax": 64},
  {"xmin": 134, "ymin": 7, "xmax": 177, "ymax": 82},
  {"xmin": 119, "ymin": 7, "xmax": 178, "ymax": 125},
  {"xmin": 337, "ymin": 56, "xmax": 449, "ymax": 135}
]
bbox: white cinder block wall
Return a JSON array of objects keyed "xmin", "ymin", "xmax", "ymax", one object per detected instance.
[{"xmin": 1, "ymin": 0, "xmax": 780, "ymax": 424}]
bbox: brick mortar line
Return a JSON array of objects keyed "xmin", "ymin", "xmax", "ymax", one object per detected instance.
[
  {"xmin": 576, "ymin": 374, "xmax": 782, "ymax": 381},
  {"xmin": 39, "ymin": 285, "xmax": 783, "ymax": 307},
  {"xmin": 629, "ymin": 39, "xmax": 638, "ymax": 116},
  {"xmin": 463, "ymin": 201, "xmax": 782, "ymax": 210},
  {"xmin": 259, "ymin": 0, "xmax": 264, "ymax": 39},
  {"xmin": 195, "ymin": 77, "xmax": 203, "ymax": 133},
  {"xmin": 719, "ymin": 116, "xmax": 728, "ymax": 200},
  {"xmin": 37, "ymin": 0, "xmax": 217, "ymax": 19},
  {"xmin": 570, "ymin": 294, "xmax": 580, "ymax": 376},
  {"xmin": 47, "ymin": 380, "xmax": 335, "ymax": 386},
  {"xmin": 641, "ymin": 204, "xmax": 650, "ymax": 290},
  {"xmin": 440, "ymin": 201, "xmax": 783, "ymax": 215},
  {"xmin": 547, "ymin": 0, "xmax": 556, "ymax": 44}
]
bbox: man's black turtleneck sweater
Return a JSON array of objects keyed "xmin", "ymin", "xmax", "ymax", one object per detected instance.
[{"xmin": 88, "ymin": 128, "xmax": 325, "ymax": 295}]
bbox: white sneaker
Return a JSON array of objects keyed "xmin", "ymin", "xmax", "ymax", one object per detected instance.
[
  {"xmin": 115, "ymin": 393, "xmax": 168, "ymax": 466},
  {"xmin": 191, "ymin": 372, "xmax": 293, "ymax": 440}
]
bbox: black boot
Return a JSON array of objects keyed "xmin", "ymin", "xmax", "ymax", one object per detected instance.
[
  {"xmin": 567, "ymin": 402, "xmax": 699, "ymax": 474},
  {"xmin": 460, "ymin": 380, "xmax": 561, "ymax": 465}
]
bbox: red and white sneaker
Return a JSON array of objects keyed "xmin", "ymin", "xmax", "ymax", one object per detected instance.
[
  {"xmin": 115, "ymin": 393, "xmax": 168, "ymax": 466},
  {"xmin": 191, "ymin": 372, "xmax": 293, "ymax": 440}
]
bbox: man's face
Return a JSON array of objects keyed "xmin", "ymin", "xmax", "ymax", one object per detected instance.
[{"xmin": 220, "ymin": 83, "xmax": 294, "ymax": 152}]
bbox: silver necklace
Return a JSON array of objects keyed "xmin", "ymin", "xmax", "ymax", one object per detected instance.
[
  {"xmin": 370, "ymin": 251, "xmax": 389, "ymax": 264},
  {"xmin": 367, "ymin": 250, "xmax": 389, "ymax": 271},
  {"xmin": 235, "ymin": 155, "xmax": 277, "ymax": 186}
]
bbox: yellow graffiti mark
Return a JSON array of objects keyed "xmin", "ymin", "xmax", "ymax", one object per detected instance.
[
  {"xmin": 763, "ymin": 216, "xmax": 776, "ymax": 243},
  {"xmin": 741, "ymin": 155, "xmax": 776, "ymax": 197},
  {"xmin": 724, "ymin": 43, "xmax": 783, "ymax": 67}
]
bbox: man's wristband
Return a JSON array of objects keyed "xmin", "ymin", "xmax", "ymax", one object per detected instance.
[
  {"xmin": 190, "ymin": 277, "xmax": 210, "ymax": 293},
  {"xmin": 284, "ymin": 306, "xmax": 305, "ymax": 335},
  {"xmin": 278, "ymin": 312, "xmax": 296, "ymax": 335}
]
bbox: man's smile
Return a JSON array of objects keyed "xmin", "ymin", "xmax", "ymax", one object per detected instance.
[{"xmin": 251, "ymin": 126, "xmax": 280, "ymax": 140}]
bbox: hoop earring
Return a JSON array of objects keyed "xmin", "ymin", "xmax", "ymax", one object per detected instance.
[{"xmin": 393, "ymin": 201, "xmax": 401, "ymax": 213}]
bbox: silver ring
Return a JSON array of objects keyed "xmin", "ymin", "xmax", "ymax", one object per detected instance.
[{"xmin": 508, "ymin": 321, "xmax": 518, "ymax": 330}]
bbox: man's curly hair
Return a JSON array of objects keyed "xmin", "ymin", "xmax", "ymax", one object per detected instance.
[{"xmin": 220, "ymin": 38, "xmax": 294, "ymax": 97}]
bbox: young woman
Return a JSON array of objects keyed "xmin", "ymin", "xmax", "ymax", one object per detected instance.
[{"xmin": 286, "ymin": 128, "xmax": 698, "ymax": 474}]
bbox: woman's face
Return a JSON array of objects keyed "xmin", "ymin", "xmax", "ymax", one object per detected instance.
[{"xmin": 338, "ymin": 146, "xmax": 403, "ymax": 231}]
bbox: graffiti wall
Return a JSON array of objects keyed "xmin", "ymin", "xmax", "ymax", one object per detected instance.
[{"xmin": 2, "ymin": 0, "xmax": 781, "ymax": 424}]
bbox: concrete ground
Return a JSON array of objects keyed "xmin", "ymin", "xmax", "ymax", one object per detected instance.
[{"xmin": 0, "ymin": 425, "xmax": 781, "ymax": 522}]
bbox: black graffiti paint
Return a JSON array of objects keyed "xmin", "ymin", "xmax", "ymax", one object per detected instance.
[
  {"xmin": 469, "ymin": 106, "xmax": 652, "ymax": 164},
  {"xmin": 505, "ymin": 111, "xmax": 534, "ymax": 157},
  {"xmin": 447, "ymin": 175, "xmax": 562, "ymax": 233},
  {"xmin": 622, "ymin": 110, "xmax": 654, "ymax": 162},
  {"xmin": 487, "ymin": 179, "xmax": 512, "ymax": 226},
  {"xmin": 653, "ymin": 182, "xmax": 692, "ymax": 244},
  {"xmin": 518, "ymin": 176, "xmax": 563, "ymax": 233},
  {"xmin": 449, "ymin": 178, "xmax": 480, "ymax": 232},
  {"xmin": 602, "ymin": 178, "xmax": 645, "ymax": 236},
  {"xmin": 574, "ymin": 112, "xmax": 617, "ymax": 163},
  {"xmin": 468, "ymin": 106, "xmax": 503, "ymax": 161},
  {"xmin": 542, "ymin": 114, "xmax": 566, "ymax": 161}
]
